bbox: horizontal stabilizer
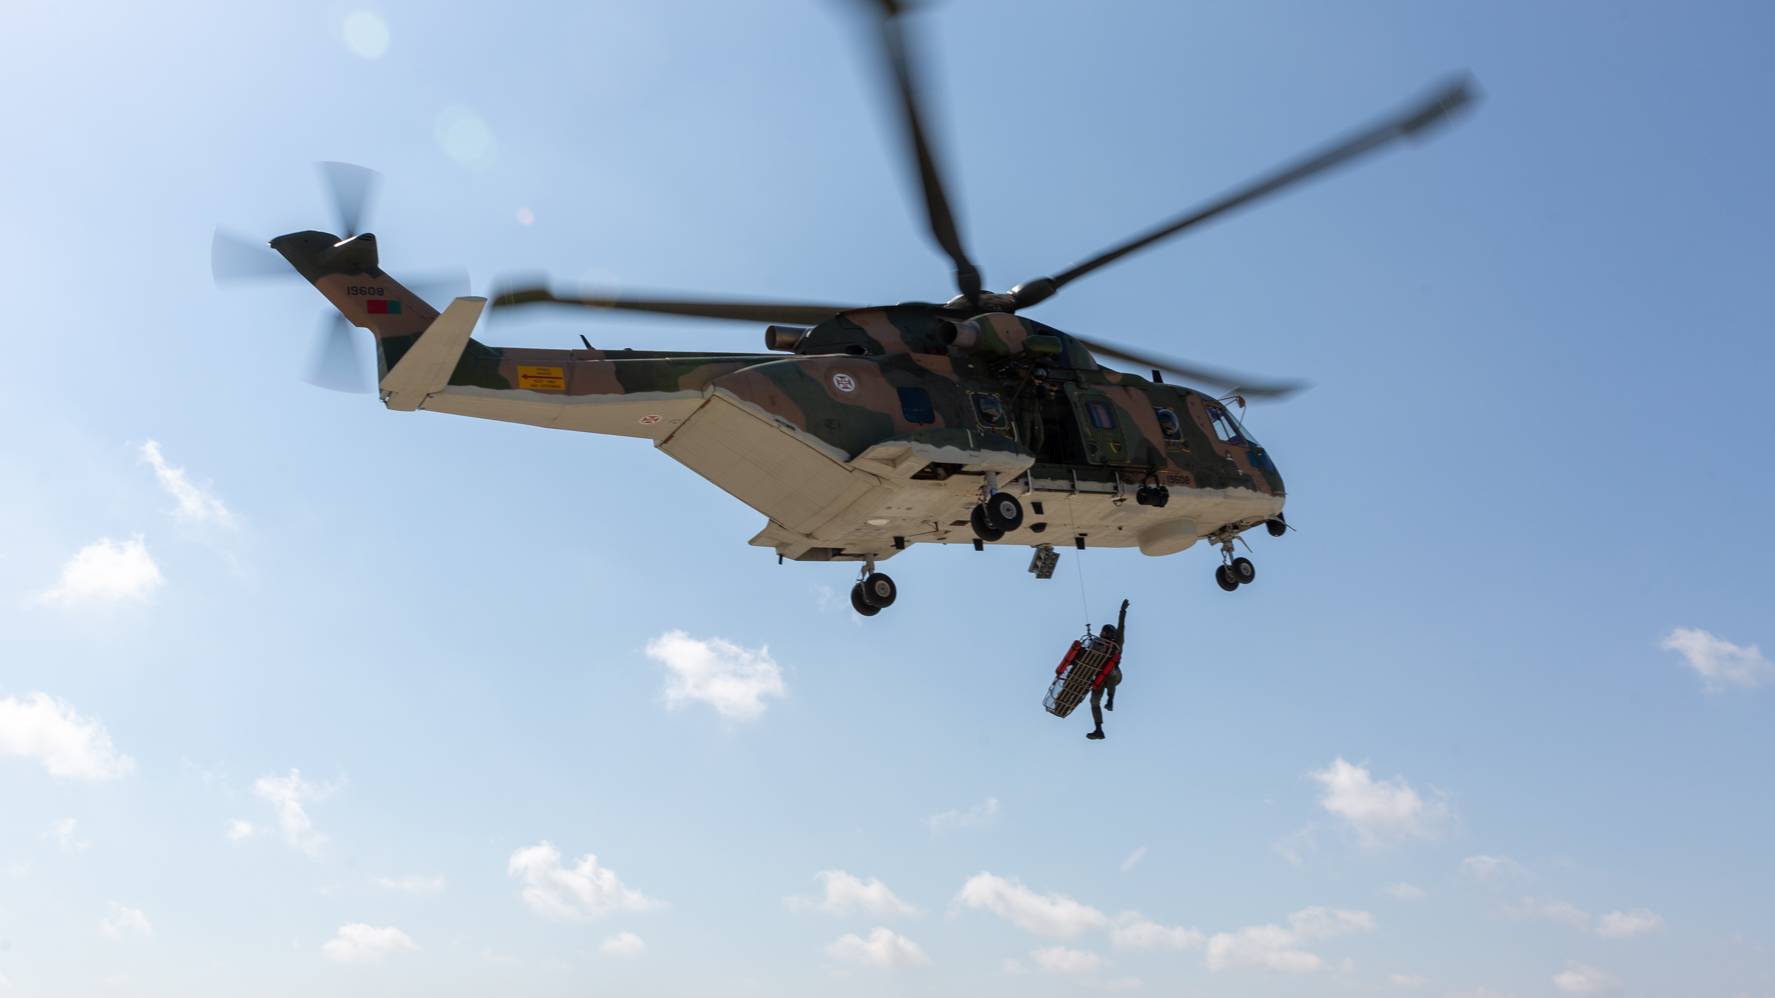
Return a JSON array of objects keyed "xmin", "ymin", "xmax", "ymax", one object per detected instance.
[{"xmin": 380, "ymin": 297, "xmax": 485, "ymax": 411}]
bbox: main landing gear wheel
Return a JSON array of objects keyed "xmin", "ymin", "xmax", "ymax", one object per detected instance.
[
  {"xmin": 970, "ymin": 504, "xmax": 1005, "ymax": 542},
  {"xmin": 1215, "ymin": 564, "xmax": 1240, "ymax": 592},
  {"xmin": 1231, "ymin": 557, "xmax": 1256, "ymax": 585},
  {"xmin": 983, "ymin": 492, "xmax": 1024, "ymax": 532},
  {"xmin": 850, "ymin": 583, "xmax": 882, "ymax": 616},
  {"xmin": 859, "ymin": 572, "xmax": 897, "ymax": 609}
]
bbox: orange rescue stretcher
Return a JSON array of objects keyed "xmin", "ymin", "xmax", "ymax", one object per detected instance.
[{"xmin": 1043, "ymin": 635, "xmax": 1122, "ymax": 718}]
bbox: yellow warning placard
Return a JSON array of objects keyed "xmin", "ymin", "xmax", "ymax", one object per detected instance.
[{"xmin": 517, "ymin": 366, "xmax": 566, "ymax": 391}]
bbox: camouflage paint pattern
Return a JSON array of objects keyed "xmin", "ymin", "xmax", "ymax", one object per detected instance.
[{"xmin": 275, "ymin": 231, "xmax": 1285, "ymax": 562}]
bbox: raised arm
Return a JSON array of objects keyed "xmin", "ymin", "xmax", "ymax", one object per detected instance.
[{"xmin": 1117, "ymin": 600, "xmax": 1129, "ymax": 646}]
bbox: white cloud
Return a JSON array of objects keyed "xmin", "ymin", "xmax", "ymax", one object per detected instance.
[
  {"xmin": 37, "ymin": 536, "xmax": 163, "ymax": 607},
  {"xmin": 644, "ymin": 631, "xmax": 785, "ymax": 721},
  {"xmin": 1031, "ymin": 946, "xmax": 1102, "ymax": 974},
  {"xmin": 1595, "ymin": 908, "xmax": 1663, "ymax": 939},
  {"xmin": 1272, "ymin": 825, "xmax": 1319, "ymax": 866},
  {"xmin": 1204, "ymin": 907, "xmax": 1374, "ymax": 975},
  {"xmin": 1508, "ymin": 896, "xmax": 1590, "ymax": 930},
  {"xmin": 787, "ymin": 870, "xmax": 916, "ymax": 917},
  {"xmin": 954, "ymin": 873, "xmax": 1108, "ymax": 939},
  {"xmin": 322, "ymin": 923, "xmax": 417, "ymax": 963},
  {"xmin": 374, "ymin": 874, "xmax": 446, "ymax": 896},
  {"xmin": 1383, "ymin": 883, "xmax": 1426, "ymax": 901},
  {"xmin": 599, "ymin": 931, "xmax": 646, "ymax": 958},
  {"xmin": 1109, "ymin": 912, "xmax": 1203, "ymax": 951},
  {"xmin": 99, "ymin": 902, "xmax": 151, "ymax": 940},
  {"xmin": 1205, "ymin": 924, "xmax": 1321, "ymax": 974},
  {"xmin": 826, "ymin": 927, "xmax": 929, "ymax": 969},
  {"xmin": 0, "ymin": 693, "xmax": 134, "ymax": 780},
  {"xmin": 1119, "ymin": 846, "xmax": 1147, "ymax": 873},
  {"xmin": 252, "ymin": 769, "xmax": 336, "ymax": 857},
  {"xmin": 139, "ymin": 441, "xmax": 234, "ymax": 527},
  {"xmin": 1661, "ymin": 628, "xmax": 1771, "ymax": 691},
  {"xmin": 1552, "ymin": 962, "xmax": 1616, "ymax": 994},
  {"xmin": 927, "ymin": 796, "xmax": 1000, "ymax": 832},
  {"xmin": 225, "ymin": 819, "xmax": 256, "ymax": 842},
  {"xmin": 46, "ymin": 817, "xmax": 90, "ymax": 854},
  {"xmin": 1289, "ymin": 907, "xmax": 1376, "ymax": 940},
  {"xmin": 507, "ymin": 841, "xmax": 660, "ymax": 920},
  {"xmin": 1310, "ymin": 758, "xmax": 1447, "ymax": 846},
  {"xmin": 1460, "ymin": 854, "xmax": 1524, "ymax": 882},
  {"xmin": 1390, "ymin": 972, "xmax": 1427, "ymax": 988},
  {"xmin": 1087, "ymin": 976, "xmax": 1144, "ymax": 992}
]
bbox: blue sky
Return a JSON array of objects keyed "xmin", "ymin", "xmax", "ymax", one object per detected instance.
[{"xmin": 2, "ymin": 1, "xmax": 1773, "ymax": 995}]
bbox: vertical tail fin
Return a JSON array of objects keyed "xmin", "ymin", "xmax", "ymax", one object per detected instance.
[{"xmin": 270, "ymin": 230, "xmax": 443, "ymax": 376}]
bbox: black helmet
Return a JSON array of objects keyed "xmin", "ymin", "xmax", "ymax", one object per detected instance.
[{"xmin": 1099, "ymin": 624, "xmax": 1119, "ymax": 641}]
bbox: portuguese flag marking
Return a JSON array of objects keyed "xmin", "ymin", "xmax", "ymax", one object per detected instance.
[{"xmin": 367, "ymin": 298, "xmax": 402, "ymax": 315}]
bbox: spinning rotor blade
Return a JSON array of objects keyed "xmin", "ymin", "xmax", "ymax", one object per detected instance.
[
  {"xmin": 317, "ymin": 161, "xmax": 380, "ymax": 237},
  {"xmin": 1010, "ymin": 76, "xmax": 1478, "ymax": 309},
  {"xmin": 305, "ymin": 314, "xmax": 370, "ymax": 394},
  {"xmin": 405, "ymin": 269, "xmax": 472, "ymax": 308},
  {"xmin": 491, "ymin": 285, "xmax": 859, "ymax": 326},
  {"xmin": 853, "ymin": 0, "xmax": 983, "ymax": 304},
  {"xmin": 1075, "ymin": 334, "xmax": 1307, "ymax": 400},
  {"xmin": 211, "ymin": 228, "xmax": 291, "ymax": 284}
]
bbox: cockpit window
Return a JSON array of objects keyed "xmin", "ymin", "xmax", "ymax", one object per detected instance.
[
  {"xmin": 972, "ymin": 393, "xmax": 1008, "ymax": 430},
  {"xmin": 1154, "ymin": 407, "xmax": 1183, "ymax": 441},
  {"xmin": 1204, "ymin": 404, "xmax": 1247, "ymax": 444}
]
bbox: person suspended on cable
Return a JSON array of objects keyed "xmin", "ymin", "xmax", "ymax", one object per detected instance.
[{"xmin": 1087, "ymin": 599, "xmax": 1129, "ymax": 741}]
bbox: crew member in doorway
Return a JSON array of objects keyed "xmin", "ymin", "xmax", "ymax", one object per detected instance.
[{"xmin": 1087, "ymin": 599, "xmax": 1129, "ymax": 741}]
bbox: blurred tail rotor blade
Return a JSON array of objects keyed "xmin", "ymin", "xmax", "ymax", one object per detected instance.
[
  {"xmin": 211, "ymin": 228, "xmax": 292, "ymax": 284},
  {"xmin": 317, "ymin": 161, "xmax": 380, "ymax": 237},
  {"xmin": 305, "ymin": 314, "xmax": 370, "ymax": 394}
]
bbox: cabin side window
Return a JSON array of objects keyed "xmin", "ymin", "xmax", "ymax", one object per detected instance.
[
  {"xmin": 898, "ymin": 386, "xmax": 936, "ymax": 424},
  {"xmin": 1086, "ymin": 399, "xmax": 1116, "ymax": 430},
  {"xmin": 972, "ymin": 393, "xmax": 1008, "ymax": 430},
  {"xmin": 1154, "ymin": 407, "xmax": 1183, "ymax": 441}
]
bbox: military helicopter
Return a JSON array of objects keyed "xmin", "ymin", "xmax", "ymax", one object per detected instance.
[{"xmin": 213, "ymin": 2, "xmax": 1475, "ymax": 617}]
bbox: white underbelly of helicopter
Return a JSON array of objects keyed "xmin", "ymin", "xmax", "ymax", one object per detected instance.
[
  {"xmin": 419, "ymin": 385, "xmax": 705, "ymax": 440},
  {"xmin": 651, "ymin": 389, "xmax": 1282, "ymax": 561}
]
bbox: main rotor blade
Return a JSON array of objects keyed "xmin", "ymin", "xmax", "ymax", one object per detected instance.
[
  {"xmin": 317, "ymin": 161, "xmax": 380, "ymax": 237},
  {"xmin": 404, "ymin": 269, "xmax": 472, "ymax": 309},
  {"xmin": 1011, "ymin": 76, "xmax": 1478, "ymax": 309},
  {"xmin": 491, "ymin": 284, "xmax": 858, "ymax": 326},
  {"xmin": 853, "ymin": 0, "xmax": 983, "ymax": 303},
  {"xmin": 211, "ymin": 228, "xmax": 293, "ymax": 284},
  {"xmin": 1075, "ymin": 334, "xmax": 1307, "ymax": 401},
  {"xmin": 305, "ymin": 314, "xmax": 370, "ymax": 393}
]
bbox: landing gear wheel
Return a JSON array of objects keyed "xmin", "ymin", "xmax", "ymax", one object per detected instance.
[
  {"xmin": 970, "ymin": 505, "xmax": 1005, "ymax": 542},
  {"xmin": 1231, "ymin": 557, "xmax": 1256, "ymax": 585},
  {"xmin": 983, "ymin": 492, "xmax": 1024, "ymax": 532},
  {"xmin": 1215, "ymin": 564, "xmax": 1240, "ymax": 592},
  {"xmin": 1266, "ymin": 516, "xmax": 1287, "ymax": 538},
  {"xmin": 859, "ymin": 572, "xmax": 897, "ymax": 609},
  {"xmin": 850, "ymin": 583, "xmax": 881, "ymax": 616}
]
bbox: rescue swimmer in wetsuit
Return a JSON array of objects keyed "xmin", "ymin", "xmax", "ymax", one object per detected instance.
[{"xmin": 1087, "ymin": 600, "xmax": 1130, "ymax": 741}]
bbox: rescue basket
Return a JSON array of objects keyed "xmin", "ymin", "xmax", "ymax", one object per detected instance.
[{"xmin": 1043, "ymin": 634, "xmax": 1121, "ymax": 718}]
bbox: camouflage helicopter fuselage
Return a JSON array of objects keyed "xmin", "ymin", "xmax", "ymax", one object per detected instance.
[{"xmin": 274, "ymin": 231, "xmax": 1284, "ymax": 566}]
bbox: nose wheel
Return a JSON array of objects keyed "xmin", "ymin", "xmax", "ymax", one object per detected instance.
[{"xmin": 1212, "ymin": 537, "xmax": 1257, "ymax": 592}]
